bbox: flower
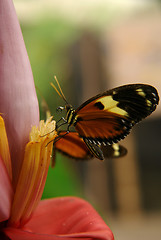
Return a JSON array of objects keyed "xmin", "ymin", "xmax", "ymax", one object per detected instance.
[{"xmin": 0, "ymin": 0, "xmax": 114, "ymax": 239}]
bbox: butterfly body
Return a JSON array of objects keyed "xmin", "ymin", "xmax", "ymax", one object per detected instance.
[
  {"xmin": 54, "ymin": 83, "xmax": 159, "ymax": 160},
  {"xmin": 65, "ymin": 105, "xmax": 78, "ymax": 126}
]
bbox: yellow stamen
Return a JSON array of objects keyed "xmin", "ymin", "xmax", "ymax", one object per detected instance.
[
  {"xmin": 0, "ymin": 116, "xmax": 12, "ymax": 180},
  {"xmin": 8, "ymin": 117, "xmax": 56, "ymax": 227}
]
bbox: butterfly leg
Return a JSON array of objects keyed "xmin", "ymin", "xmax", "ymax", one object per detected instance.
[
  {"xmin": 45, "ymin": 131, "xmax": 70, "ymax": 147},
  {"xmin": 56, "ymin": 117, "xmax": 67, "ymax": 129},
  {"xmin": 66, "ymin": 124, "xmax": 70, "ymax": 133},
  {"xmin": 53, "ymin": 131, "xmax": 70, "ymax": 145},
  {"xmin": 56, "ymin": 116, "xmax": 66, "ymax": 124}
]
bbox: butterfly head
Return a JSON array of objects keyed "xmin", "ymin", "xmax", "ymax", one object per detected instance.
[{"xmin": 56, "ymin": 106, "xmax": 65, "ymax": 113}]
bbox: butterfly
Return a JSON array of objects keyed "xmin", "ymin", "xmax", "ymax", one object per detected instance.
[
  {"xmin": 53, "ymin": 131, "xmax": 127, "ymax": 163},
  {"xmin": 51, "ymin": 77, "xmax": 159, "ymax": 160}
]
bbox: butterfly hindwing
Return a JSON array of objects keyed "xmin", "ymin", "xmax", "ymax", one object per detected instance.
[
  {"xmin": 101, "ymin": 143, "xmax": 127, "ymax": 159},
  {"xmin": 83, "ymin": 138, "xmax": 104, "ymax": 160},
  {"xmin": 54, "ymin": 131, "xmax": 92, "ymax": 160},
  {"xmin": 74, "ymin": 84, "xmax": 159, "ymax": 146},
  {"xmin": 54, "ymin": 131, "xmax": 127, "ymax": 161}
]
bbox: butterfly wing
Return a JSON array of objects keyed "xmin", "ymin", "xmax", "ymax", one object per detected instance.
[
  {"xmin": 54, "ymin": 131, "xmax": 127, "ymax": 161},
  {"xmin": 101, "ymin": 143, "xmax": 127, "ymax": 158},
  {"xmin": 83, "ymin": 138, "xmax": 104, "ymax": 160},
  {"xmin": 82, "ymin": 139, "xmax": 127, "ymax": 160},
  {"xmin": 75, "ymin": 84, "xmax": 159, "ymax": 146},
  {"xmin": 54, "ymin": 131, "xmax": 92, "ymax": 160}
]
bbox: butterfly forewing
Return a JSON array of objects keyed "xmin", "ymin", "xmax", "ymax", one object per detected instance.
[{"xmin": 74, "ymin": 84, "xmax": 159, "ymax": 145}]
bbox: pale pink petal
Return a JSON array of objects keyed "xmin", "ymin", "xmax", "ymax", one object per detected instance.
[
  {"xmin": 4, "ymin": 197, "xmax": 114, "ymax": 240},
  {"xmin": 0, "ymin": 0, "xmax": 39, "ymax": 188},
  {"xmin": 0, "ymin": 157, "xmax": 13, "ymax": 222}
]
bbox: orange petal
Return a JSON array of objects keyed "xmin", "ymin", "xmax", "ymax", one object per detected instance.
[
  {"xmin": 8, "ymin": 117, "xmax": 56, "ymax": 227},
  {"xmin": 0, "ymin": 157, "xmax": 13, "ymax": 222},
  {"xmin": 0, "ymin": 116, "xmax": 12, "ymax": 180}
]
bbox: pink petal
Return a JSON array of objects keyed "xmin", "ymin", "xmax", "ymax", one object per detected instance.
[
  {"xmin": 0, "ymin": 0, "xmax": 39, "ymax": 188},
  {"xmin": 3, "ymin": 229, "xmax": 74, "ymax": 240},
  {"xmin": 4, "ymin": 197, "xmax": 114, "ymax": 240},
  {"xmin": 4, "ymin": 229, "xmax": 113, "ymax": 240},
  {"xmin": 0, "ymin": 157, "xmax": 13, "ymax": 222}
]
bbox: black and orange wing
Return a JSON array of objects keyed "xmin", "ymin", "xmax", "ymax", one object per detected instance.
[
  {"xmin": 54, "ymin": 131, "xmax": 92, "ymax": 160},
  {"xmin": 53, "ymin": 131, "xmax": 127, "ymax": 162},
  {"xmin": 75, "ymin": 84, "xmax": 159, "ymax": 147},
  {"xmin": 101, "ymin": 143, "xmax": 127, "ymax": 159}
]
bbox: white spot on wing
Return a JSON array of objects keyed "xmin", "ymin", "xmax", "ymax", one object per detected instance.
[
  {"xmin": 113, "ymin": 144, "xmax": 120, "ymax": 157},
  {"xmin": 146, "ymin": 99, "xmax": 152, "ymax": 106},
  {"xmin": 96, "ymin": 96, "xmax": 128, "ymax": 116},
  {"xmin": 136, "ymin": 88, "xmax": 146, "ymax": 97}
]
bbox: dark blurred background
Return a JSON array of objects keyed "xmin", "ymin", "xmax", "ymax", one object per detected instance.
[{"xmin": 14, "ymin": 0, "xmax": 161, "ymax": 239}]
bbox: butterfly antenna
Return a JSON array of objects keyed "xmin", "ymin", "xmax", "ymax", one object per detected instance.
[
  {"xmin": 54, "ymin": 76, "xmax": 67, "ymax": 101},
  {"xmin": 50, "ymin": 76, "xmax": 69, "ymax": 105},
  {"xmin": 50, "ymin": 82, "xmax": 62, "ymax": 99}
]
